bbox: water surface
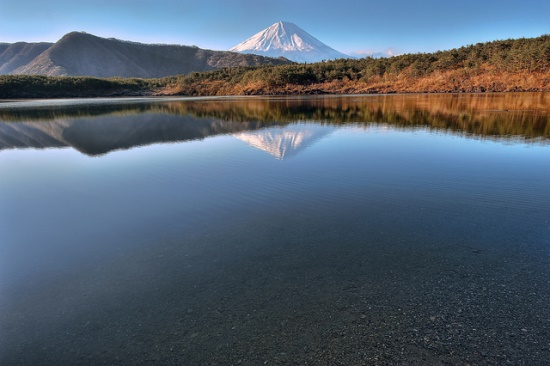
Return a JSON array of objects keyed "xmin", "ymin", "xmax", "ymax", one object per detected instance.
[{"xmin": 0, "ymin": 94, "xmax": 549, "ymax": 365}]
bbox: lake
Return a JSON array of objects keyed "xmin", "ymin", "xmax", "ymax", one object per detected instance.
[{"xmin": 0, "ymin": 93, "xmax": 549, "ymax": 365}]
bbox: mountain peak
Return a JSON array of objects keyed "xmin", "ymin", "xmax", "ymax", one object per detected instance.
[
  {"xmin": 272, "ymin": 21, "xmax": 299, "ymax": 30},
  {"xmin": 230, "ymin": 21, "xmax": 348, "ymax": 63}
]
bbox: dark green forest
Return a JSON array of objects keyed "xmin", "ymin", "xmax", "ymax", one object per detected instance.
[{"xmin": 0, "ymin": 75, "xmax": 172, "ymax": 98}]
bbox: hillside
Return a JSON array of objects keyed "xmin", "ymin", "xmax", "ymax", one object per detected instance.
[
  {"xmin": 175, "ymin": 34, "xmax": 550, "ymax": 95},
  {"xmin": 0, "ymin": 42, "xmax": 53, "ymax": 74},
  {"xmin": 8, "ymin": 32, "xmax": 291, "ymax": 78},
  {"xmin": 1, "ymin": 34, "xmax": 550, "ymax": 98}
]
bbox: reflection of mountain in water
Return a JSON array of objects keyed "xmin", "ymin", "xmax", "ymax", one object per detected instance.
[
  {"xmin": 234, "ymin": 124, "xmax": 335, "ymax": 159},
  {"xmin": 0, "ymin": 121, "xmax": 67, "ymax": 149},
  {"xmin": 0, "ymin": 114, "xmax": 283, "ymax": 156},
  {"xmin": 1, "ymin": 93, "xmax": 549, "ymax": 156}
]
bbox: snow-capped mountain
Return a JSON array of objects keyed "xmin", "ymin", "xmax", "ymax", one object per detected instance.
[{"xmin": 230, "ymin": 21, "xmax": 349, "ymax": 63}]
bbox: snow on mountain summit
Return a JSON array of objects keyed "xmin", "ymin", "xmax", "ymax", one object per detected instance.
[{"xmin": 230, "ymin": 21, "xmax": 349, "ymax": 63}]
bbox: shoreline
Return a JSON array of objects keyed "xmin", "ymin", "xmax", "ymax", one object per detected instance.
[
  {"xmin": 1, "ymin": 88, "xmax": 549, "ymax": 100},
  {"xmin": 1, "ymin": 90, "xmax": 549, "ymax": 106}
]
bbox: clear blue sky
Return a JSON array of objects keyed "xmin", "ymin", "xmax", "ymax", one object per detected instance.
[{"xmin": 1, "ymin": 0, "xmax": 549, "ymax": 56}]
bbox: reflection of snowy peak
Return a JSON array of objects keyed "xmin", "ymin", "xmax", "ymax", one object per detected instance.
[
  {"xmin": 234, "ymin": 124, "xmax": 335, "ymax": 159},
  {"xmin": 230, "ymin": 21, "xmax": 348, "ymax": 63},
  {"xmin": 0, "ymin": 115, "xmax": 280, "ymax": 156}
]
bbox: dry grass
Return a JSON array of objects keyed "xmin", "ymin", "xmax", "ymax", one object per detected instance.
[{"xmin": 166, "ymin": 66, "xmax": 550, "ymax": 96}]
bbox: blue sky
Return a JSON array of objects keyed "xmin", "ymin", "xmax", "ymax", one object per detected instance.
[{"xmin": 1, "ymin": 0, "xmax": 549, "ymax": 56}]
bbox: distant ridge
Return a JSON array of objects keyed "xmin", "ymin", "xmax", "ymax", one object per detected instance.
[
  {"xmin": 230, "ymin": 21, "xmax": 348, "ymax": 63},
  {"xmin": 3, "ymin": 32, "xmax": 291, "ymax": 78},
  {"xmin": 0, "ymin": 42, "xmax": 53, "ymax": 74}
]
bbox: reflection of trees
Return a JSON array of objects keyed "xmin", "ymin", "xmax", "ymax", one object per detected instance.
[
  {"xmin": 176, "ymin": 94, "xmax": 550, "ymax": 140},
  {"xmin": 1, "ymin": 93, "xmax": 549, "ymax": 140}
]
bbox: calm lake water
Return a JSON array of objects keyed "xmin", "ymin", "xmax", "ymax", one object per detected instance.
[{"xmin": 0, "ymin": 94, "xmax": 549, "ymax": 365}]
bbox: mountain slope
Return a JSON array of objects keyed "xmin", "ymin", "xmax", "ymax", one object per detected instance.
[
  {"xmin": 0, "ymin": 42, "xmax": 53, "ymax": 74},
  {"xmin": 11, "ymin": 32, "xmax": 291, "ymax": 78},
  {"xmin": 230, "ymin": 21, "xmax": 348, "ymax": 63}
]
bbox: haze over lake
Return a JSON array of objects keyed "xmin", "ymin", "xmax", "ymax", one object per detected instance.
[{"xmin": 0, "ymin": 94, "xmax": 549, "ymax": 365}]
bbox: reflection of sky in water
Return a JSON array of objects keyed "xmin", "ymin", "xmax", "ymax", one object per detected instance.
[
  {"xmin": 0, "ymin": 97, "xmax": 549, "ymax": 365},
  {"xmin": 1, "ymin": 124, "xmax": 548, "ymax": 292}
]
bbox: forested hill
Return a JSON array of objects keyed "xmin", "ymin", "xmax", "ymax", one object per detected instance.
[
  {"xmin": 174, "ymin": 34, "xmax": 550, "ymax": 95},
  {"xmin": 1, "ymin": 34, "xmax": 550, "ymax": 98}
]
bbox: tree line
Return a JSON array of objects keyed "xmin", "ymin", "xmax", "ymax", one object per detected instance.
[{"xmin": 0, "ymin": 75, "xmax": 171, "ymax": 98}]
